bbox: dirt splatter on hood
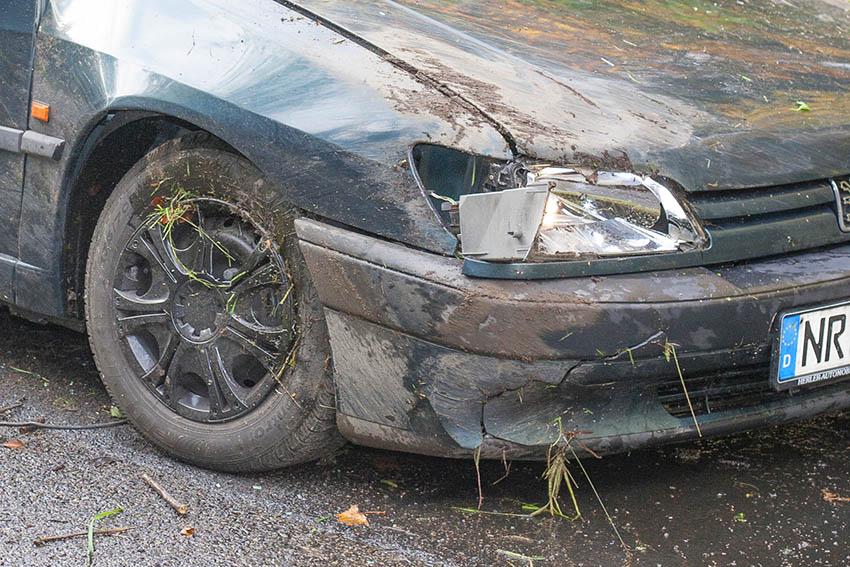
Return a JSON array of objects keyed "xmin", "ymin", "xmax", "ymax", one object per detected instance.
[{"xmin": 289, "ymin": 0, "xmax": 850, "ymax": 190}]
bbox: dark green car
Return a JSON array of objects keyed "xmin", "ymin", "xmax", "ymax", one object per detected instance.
[{"xmin": 3, "ymin": 0, "xmax": 850, "ymax": 471}]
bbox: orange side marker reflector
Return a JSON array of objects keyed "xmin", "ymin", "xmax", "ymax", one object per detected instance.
[{"xmin": 31, "ymin": 101, "xmax": 50, "ymax": 122}]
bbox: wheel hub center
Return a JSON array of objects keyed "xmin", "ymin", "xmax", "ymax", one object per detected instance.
[{"xmin": 172, "ymin": 279, "xmax": 224, "ymax": 342}]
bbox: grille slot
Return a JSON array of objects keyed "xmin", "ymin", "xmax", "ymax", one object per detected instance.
[
  {"xmin": 688, "ymin": 179, "xmax": 835, "ymax": 221},
  {"xmin": 684, "ymin": 178, "xmax": 850, "ymax": 264},
  {"xmin": 657, "ymin": 364, "xmax": 790, "ymax": 418}
]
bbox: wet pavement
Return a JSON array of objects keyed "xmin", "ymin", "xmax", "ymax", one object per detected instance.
[{"xmin": 1, "ymin": 309, "xmax": 849, "ymax": 566}]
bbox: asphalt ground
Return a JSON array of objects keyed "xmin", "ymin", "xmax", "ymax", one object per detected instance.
[{"xmin": 1, "ymin": 308, "xmax": 849, "ymax": 566}]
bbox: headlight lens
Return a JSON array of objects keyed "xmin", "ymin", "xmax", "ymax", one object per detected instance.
[{"xmin": 459, "ymin": 168, "xmax": 707, "ymax": 262}]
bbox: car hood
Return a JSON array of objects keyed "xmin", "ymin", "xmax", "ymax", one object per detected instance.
[{"xmin": 288, "ymin": 0, "xmax": 850, "ymax": 191}]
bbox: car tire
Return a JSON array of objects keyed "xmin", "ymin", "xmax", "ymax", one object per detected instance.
[{"xmin": 85, "ymin": 132, "xmax": 343, "ymax": 472}]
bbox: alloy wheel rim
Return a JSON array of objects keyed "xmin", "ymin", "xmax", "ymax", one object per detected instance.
[{"xmin": 111, "ymin": 197, "xmax": 295, "ymax": 423}]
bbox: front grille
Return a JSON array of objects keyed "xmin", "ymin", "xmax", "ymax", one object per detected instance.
[
  {"xmin": 657, "ymin": 364, "xmax": 790, "ymax": 418},
  {"xmin": 687, "ymin": 178, "xmax": 850, "ymax": 263}
]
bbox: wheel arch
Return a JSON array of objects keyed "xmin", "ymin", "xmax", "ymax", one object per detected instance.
[{"xmin": 59, "ymin": 110, "xmax": 240, "ymax": 320}]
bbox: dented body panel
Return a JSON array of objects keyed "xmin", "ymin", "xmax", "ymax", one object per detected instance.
[{"xmin": 297, "ymin": 218, "xmax": 850, "ymax": 456}]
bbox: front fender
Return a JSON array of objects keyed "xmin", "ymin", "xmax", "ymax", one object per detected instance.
[{"xmin": 21, "ymin": 0, "xmax": 509, "ymax": 317}]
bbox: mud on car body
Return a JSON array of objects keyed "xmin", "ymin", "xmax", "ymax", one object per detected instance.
[{"xmin": 2, "ymin": 0, "xmax": 850, "ymax": 470}]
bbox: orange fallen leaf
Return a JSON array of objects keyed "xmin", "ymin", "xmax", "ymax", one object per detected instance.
[
  {"xmin": 180, "ymin": 527, "xmax": 195, "ymax": 537},
  {"xmin": 336, "ymin": 505, "xmax": 369, "ymax": 527},
  {"xmin": 822, "ymin": 489, "xmax": 850, "ymax": 503},
  {"xmin": 3, "ymin": 440, "xmax": 24, "ymax": 449}
]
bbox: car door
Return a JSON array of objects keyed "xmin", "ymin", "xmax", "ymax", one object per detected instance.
[{"xmin": 0, "ymin": 0, "xmax": 37, "ymax": 301}]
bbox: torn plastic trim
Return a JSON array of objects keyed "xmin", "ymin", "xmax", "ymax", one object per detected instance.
[
  {"xmin": 409, "ymin": 143, "xmax": 532, "ymax": 237},
  {"xmin": 339, "ymin": 376, "xmax": 850, "ymax": 460},
  {"xmin": 328, "ymin": 307, "xmax": 850, "ymax": 458},
  {"xmin": 479, "ymin": 330, "xmax": 665, "ymax": 407}
]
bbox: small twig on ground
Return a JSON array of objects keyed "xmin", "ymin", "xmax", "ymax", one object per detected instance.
[
  {"xmin": 0, "ymin": 420, "xmax": 128, "ymax": 430},
  {"xmin": 33, "ymin": 527, "xmax": 133, "ymax": 547},
  {"xmin": 453, "ymin": 507, "xmax": 532, "ymax": 518},
  {"xmin": 0, "ymin": 398, "xmax": 24, "ymax": 415},
  {"xmin": 141, "ymin": 473, "xmax": 189, "ymax": 515}
]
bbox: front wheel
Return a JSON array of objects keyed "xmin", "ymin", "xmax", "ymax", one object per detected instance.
[{"xmin": 85, "ymin": 134, "xmax": 342, "ymax": 471}]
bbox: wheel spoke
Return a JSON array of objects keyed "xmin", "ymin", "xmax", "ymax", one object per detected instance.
[
  {"xmin": 229, "ymin": 262, "xmax": 280, "ymax": 297},
  {"xmin": 117, "ymin": 312, "xmax": 171, "ymax": 337},
  {"xmin": 176, "ymin": 226, "xmax": 212, "ymax": 276},
  {"xmin": 205, "ymin": 346, "xmax": 249, "ymax": 418},
  {"xmin": 140, "ymin": 332, "xmax": 181, "ymax": 388},
  {"xmin": 228, "ymin": 307, "xmax": 289, "ymax": 338},
  {"xmin": 226, "ymin": 260, "xmax": 293, "ymax": 333},
  {"xmin": 162, "ymin": 341, "xmax": 192, "ymax": 404},
  {"xmin": 221, "ymin": 322, "xmax": 281, "ymax": 373},
  {"xmin": 240, "ymin": 240, "xmax": 273, "ymax": 277},
  {"xmin": 113, "ymin": 288, "xmax": 169, "ymax": 314},
  {"xmin": 197, "ymin": 348, "xmax": 224, "ymax": 418},
  {"xmin": 133, "ymin": 227, "xmax": 181, "ymax": 283}
]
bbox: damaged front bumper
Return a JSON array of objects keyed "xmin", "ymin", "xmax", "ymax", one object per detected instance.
[{"xmin": 295, "ymin": 218, "xmax": 850, "ymax": 459}]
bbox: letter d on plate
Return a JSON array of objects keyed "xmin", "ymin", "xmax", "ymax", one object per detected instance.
[{"xmin": 778, "ymin": 314, "xmax": 801, "ymax": 383}]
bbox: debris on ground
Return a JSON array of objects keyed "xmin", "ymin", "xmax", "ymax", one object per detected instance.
[
  {"xmin": 18, "ymin": 416, "xmax": 46, "ymax": 433},
  {"xmin": 141, "ymin": 473, "xmax": 189, "ymax": 515},
  {"xmin": 0, "ymin": 419, "xmax": 127, "ymax": 431},
  {"xmin": 88, "ymin": 508, "xmax": 124, "ymax": 566},
  {"xmin": 336, "ymin": 505, "xmax": 369, "ymax": 526},
  {"xmin": 9, "ymin": 365, "xmax": 49, "ymax": 385},
  {"xmin": 0, "ymin": 397, "xmax": 24, "ymax": 414},
  {"xmin": 822, "ymin": 489, "xmax": 850, "ymax": 503},
  {"xmin": 33, "ymin": 527, "xmax": 133, "ymax": 547},
  {"xmin": 529, "ymin": 419, "xmax": 581, "ymax": 520}
]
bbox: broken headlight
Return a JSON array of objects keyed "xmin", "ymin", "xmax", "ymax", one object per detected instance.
[{"xmin": 458, "ymin": 167, "xmax": 707, "ymax": 262}]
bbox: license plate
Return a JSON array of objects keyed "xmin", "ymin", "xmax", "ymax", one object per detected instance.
[{"xmin": 773, "ymin": 300, "xmax": 850, "ymax": 390}]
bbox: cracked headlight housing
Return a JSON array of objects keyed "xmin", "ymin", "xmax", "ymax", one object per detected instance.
[
  {"xmin": 410, "ymin": 144, "xmax": 707, "ymax": 263},
  {"xmin": 458, "ymin": 166, "xmax": 707, "ymax": 262}
]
